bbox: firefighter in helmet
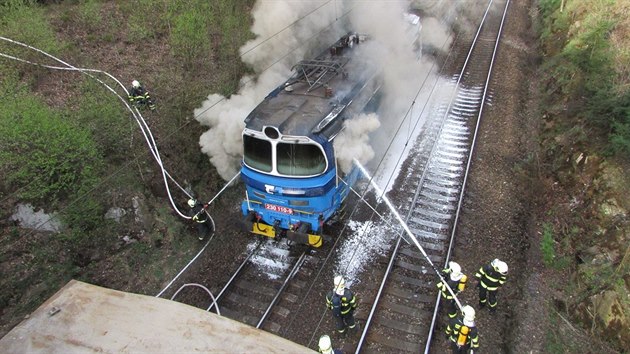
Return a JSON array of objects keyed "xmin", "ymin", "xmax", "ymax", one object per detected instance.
[
  {"xmin": 188, "ymin": 198, "xmax": 213, "ymax": 240},
  {"xmin": 325, "ymin": 275, "xmax": 357, "ymax": 334},
  {"xmin": 128, "ymin": 80, "xmax": 156, "ymax": 111},
  {"xmin": 437, "ymin": 261, "xmax": 468, "ymax": 319},
  {"xmin": 475, "ymin": 258, "xmax": 508, "ymax": 312},
  {"xmin": 318, "ymin": 335, "xmax": 342, "ymax": 354},
  {"xmin": 445, "ymin": 305, "xmax": 479, "ymax": 353}
]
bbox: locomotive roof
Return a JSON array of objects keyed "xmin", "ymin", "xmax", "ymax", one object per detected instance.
[{"xmin": 244, "ymin": 33, "xmax": 374, "ymax": 139}]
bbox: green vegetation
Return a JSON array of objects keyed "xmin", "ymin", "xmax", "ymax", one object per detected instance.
[
  {"xmin": 539, "ymin": 1, "xmax": 630, "ymax": 350},
  {"xmin": 0, "ymin": 79, "xmax": 103, "ymax": 205},
  {"xmin": 0, "ymin": 0, "xmax": 61, "ymax": 54},
  {"xmin": 539, "ymin": 0, "xmax": 630, "ymax": 155},
  {"xmin": 0, "ymin": 0, "xmax": 255, "ymax": 335},
  {"xmin": 169, "ymin": 5, "xmax": 212, "ymax": 70},
  {"xmin": 540, "ymin": 223, "xmax": 556, "ymax": 266},
  {"xmin": 540, "ymin": 222, "xmax": 570, "ymax": 269}
]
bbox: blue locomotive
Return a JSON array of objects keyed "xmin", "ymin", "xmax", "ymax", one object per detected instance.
[{"xmin": 240, "ymin": 33, "xmax": 381, "ymax": 247}]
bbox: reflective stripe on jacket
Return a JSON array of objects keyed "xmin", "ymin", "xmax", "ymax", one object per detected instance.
[
  {"xmin": 190, "ymin": 204, "xmax": 208, "ymax": 223},
  {"xmin": 437, "ymin": 273, "xmax": 467, "ymax": 299},
  {"xmin": 475, "ymin": 264, "xmax": 507, "ymax": 291},
  {"xmin": 326, "ymin": 289, "xmax": 357, "ymax": 316},
  {"xmin": 445, "ymin": 318, "xmax": 479, "ymax": 348}
]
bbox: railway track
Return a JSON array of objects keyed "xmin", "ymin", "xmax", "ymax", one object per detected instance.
[
  {"xmin": 193, "ymin": 239, "xmax": 321, "ymax": 334},
  {"xmin": 353, "ymin": 0, "xmax": 511, "ymax": 353},
  {"xmin": 156, "ymin": 1, "xmax": 511, "ymax": 352}
]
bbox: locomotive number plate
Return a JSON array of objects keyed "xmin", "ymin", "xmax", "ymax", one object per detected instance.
[{"xmin": 265, "ymin": 204, "xmax": 293, "ymax": 214}]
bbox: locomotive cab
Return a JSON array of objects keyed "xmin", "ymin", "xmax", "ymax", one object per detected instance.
[{"xmin": 240, "ymin": 32, "xmax": 376, "ymax": 247}]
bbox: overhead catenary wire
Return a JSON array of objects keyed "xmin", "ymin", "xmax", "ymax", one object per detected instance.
[
  {"xmin": 0, "ymin": 0, "xmax": 355, "ymax": 228},
  {"xmin": 2, "ymin": 1, "xmax": 356, "ymax": 253},
  {"xmin": 301, "ymin": 9, "xmax": 465, "ymax": 348}
]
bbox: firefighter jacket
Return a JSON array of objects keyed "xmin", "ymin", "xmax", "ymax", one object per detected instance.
[
  {"xmin": 326, "ymin": 289, "xmax": 357, "ymax": 317},
  {"xmin": 445, "ymin": 317, "xmax": 479, "ymax": 349},
  {"xmin": 475, "ymin": 263, "xmax": 507, "ymax": 291},
  {"xmin": 190, "ymin": 203, "xmax": 209, "ymax": 223},
  {"xmin": 437, "ymin": 270, "xmax": 467, "ymax": 299},
  {"xmin": 129, "ymin": 86, "xmax": 151, "ymax": 102}
]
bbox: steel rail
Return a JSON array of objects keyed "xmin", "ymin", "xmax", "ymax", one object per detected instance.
[
  {"xmin": 205, "ymin": 239, "xmax": 264, "ymax": 312},
  {"xmin": 424, "ymin": 0, "xmax": 512, "ymax": 352},
  {"xmin": 353, "ymin": 0, "xmax": 511, "ymax": 352},
  {"xmin": 355, "ymin": 0, "xmax": 495, "ymax": 349},
  {"xmin": 256, "ymin": 251, "xmax": 308, "ymax": 328}
]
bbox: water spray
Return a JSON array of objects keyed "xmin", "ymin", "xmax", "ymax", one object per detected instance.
[{"xmin": 353, "ymin": 158, "xmax": 462, "ymax": 308}]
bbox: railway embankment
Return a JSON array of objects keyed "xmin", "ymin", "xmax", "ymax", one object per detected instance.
[{"xmin": 533, "ymin": 0, "xmax": 630, "ymax": 351}]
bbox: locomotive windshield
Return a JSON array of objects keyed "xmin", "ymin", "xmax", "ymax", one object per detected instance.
[
  {"xmin": 243, "ymin": 135, "xmax": 272, "ymax": 172},
  {"xmin": 277, "ymin": 142, "xmax": 326, "ymax": 176},
  {"xmin": 243, "ymin": 135, "xmax": 327, "ymax": 177}
]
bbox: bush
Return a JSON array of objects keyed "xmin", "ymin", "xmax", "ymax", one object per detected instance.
[
  {"xmin": 0, "ymin": 79, "xmax": 103, "ymax": 205},
  {"xmin": 538, "ymin": 0, "xmax": 630, "ymax": 157},
  {"xmin": 169, "ymin": 7, "xmax": 212, "ymax": 70},
  {"xmin": 0, "ymin": 0, "xmax": 61, "ymax": 54},
  {"xmin": 75, "ymin": 81, "xmax": 131, "ymax": 163}
]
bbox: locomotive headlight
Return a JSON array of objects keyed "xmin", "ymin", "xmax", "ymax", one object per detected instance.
[
  {"xmin": 283, "ymin": 188, "xmax": 306, "ymax": 196},
  {"xmin": 289, "ymin": 199, "xmax": 309, "ymax": 206}
]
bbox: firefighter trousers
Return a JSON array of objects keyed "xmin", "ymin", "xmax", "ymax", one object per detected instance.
[
  {"xmin": 478, "ymin": 286, "xmax": 498, "ymax": 309},
  {"xmin": 196, "ymin": 221, "xmax": 213, "ymax": 240},
  {"xmin": 334, "ymin": 311, "xmax": 356, "ymax": 333}
]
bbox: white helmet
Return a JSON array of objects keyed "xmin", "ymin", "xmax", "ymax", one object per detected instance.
[
  {"xmin": 448, "ymin": 261, "xmax": 463, "ymax": 280},
  {"xmin": 318, "ymin": 335, "xmax": 333, "ymax": 354},
  {"xmin": 132, "ymin": 80, "xmax": 140, "ymax": 88},
  {"xmin": 462, "ymin": 305, "xmax": 475, "ymax": 326},
  {"xmin": 334, "ymin": 275, "xmax": 345, "ymax": 295},
  {"xmin": 187, "ymin": 199, "xmax": 196, "ymax": 208},
  {"xmin": 491, "ymin": 259, "xmax": 508, "ymax": 275}
]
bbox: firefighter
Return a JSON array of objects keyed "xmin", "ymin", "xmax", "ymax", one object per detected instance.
[
  {"xmin": 188, "ymin": 198, "xmax": 213, "ymax": 240},
  {"xmin": 325, "ymin": 275, "xmax": 357, "ymax": 334},
  {"xmin": 437, "ymin": 261, "xmax": 468, "ymax": 319},
  {"xmin": 475, "ymin": 258, "xmax": 508, "ymax": 312},
  {"xmin": 128, "ymin": 80, "xmax": 156, "ymax": 111},
  {"xmin": 445, "ymin": 305, "xmax": 479, "ymax": 353},
  {"xmin": 318, "ymin": 335, "xmax": 343, "ymax": 354}
]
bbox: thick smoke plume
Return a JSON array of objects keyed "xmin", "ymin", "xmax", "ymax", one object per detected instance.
[
  {"xmin": 334, "ymin": 113, "xmax": 381, "ymax": 174},
  {"xmin": 194, "ymin": 0, "xmax": 454, "ymax": 181},
  {"xmin": 194, "ymin": 1, "xmax": 340, "ymax": 180}
]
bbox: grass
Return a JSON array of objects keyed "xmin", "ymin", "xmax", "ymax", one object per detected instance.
[
  {"xmin": 541, "ymin": 222, "xmax": 556, "ymax": 266},
  {"xmin": 541, "ymin": 222, "xmax": 570, "ymax": 269}
]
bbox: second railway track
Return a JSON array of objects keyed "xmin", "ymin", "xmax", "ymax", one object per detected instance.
[
  {"xmin": 158, "ymin": 1, "xmax": 512, "ymax": 352},
  {"xmin": 354, "ymin": 0, "xmax": 511, "ymax": 353}
]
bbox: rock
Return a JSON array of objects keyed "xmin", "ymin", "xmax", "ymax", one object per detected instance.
[
  {"xmin": 591, "ymin": 290, "xmax": 630, "ymax": 348},
  {"xmin": 131, "ymin": 195, "xmax": 153, "ymax": 230},
  {"xmin": 122, "ymin": 235, "xmax": 137, "ymax": 245},
  {"xmin": 105, "ymin": 207, "xmax": 127, "ymax": 223},
  {"xmin": 10, "ymin": 203, "xmax": 63, "ymax": 232},
  {"xmin": 599, "ymin": 199, "xmax": 626, "ymax": 218}
]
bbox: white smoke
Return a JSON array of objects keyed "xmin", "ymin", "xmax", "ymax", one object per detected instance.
[
  {"xmin": 194, "ymin": 0, "xmax": 454, "ymax": 181},
  {"xmin": 345, "ymin": 1, "xmax": 436, "ymax": 165},
  {"xmin": 334, "ymin": 113, "xmax": 381, "ymax": 174},
  {"xmin": 194, "ymin": 1, "xmax": 340, "ymax": 181}
]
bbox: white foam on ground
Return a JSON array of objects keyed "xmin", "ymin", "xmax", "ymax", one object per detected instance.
[
  {"xmin": 334, "ymin": 220, "xmax": 396, "ymax": 287},
  {"xmin": 246, "ymin": 239, "xmax": 291, "ymax": 280}
]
